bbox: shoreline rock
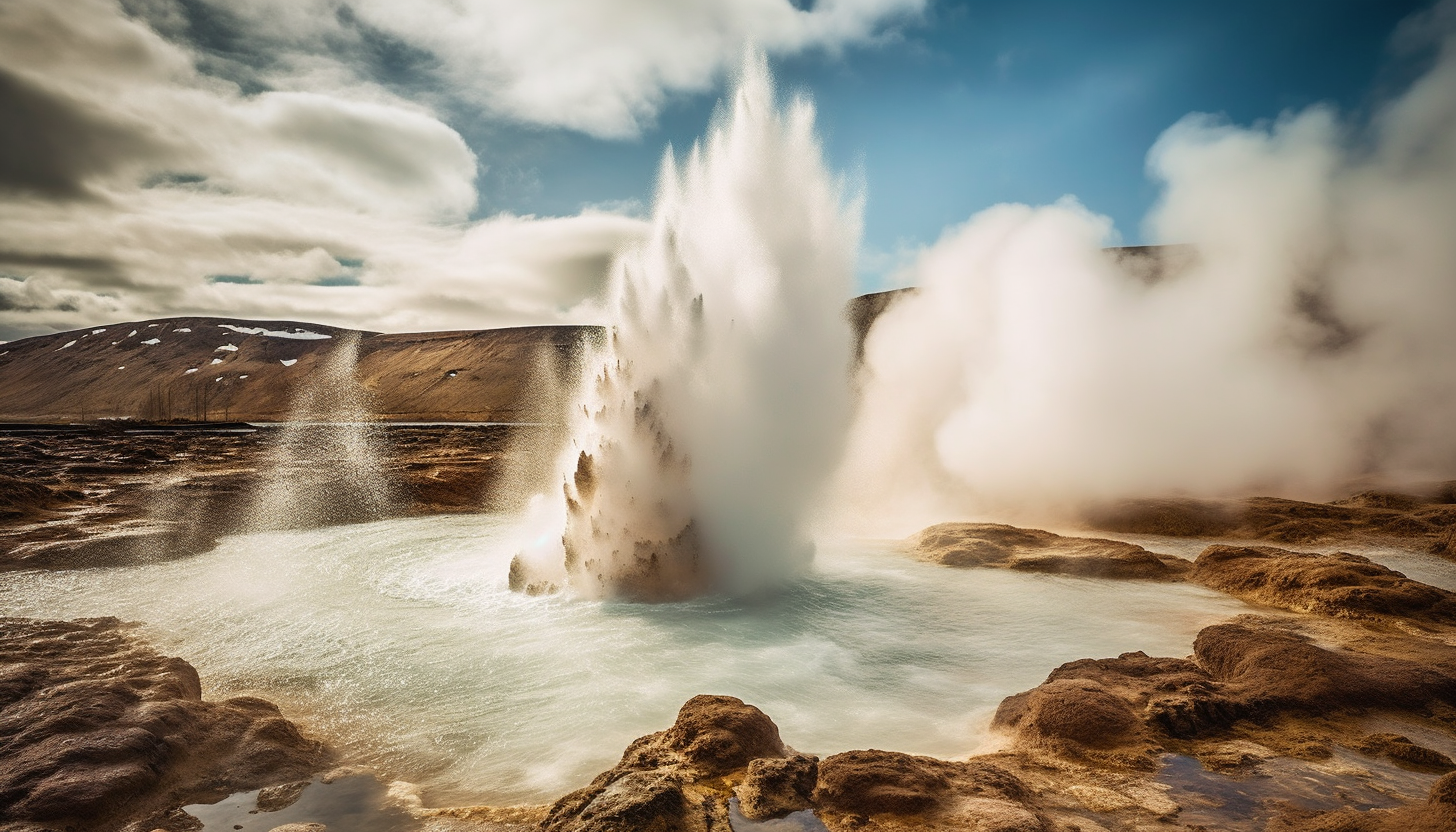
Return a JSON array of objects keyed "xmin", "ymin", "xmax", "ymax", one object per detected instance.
[
  {"xmin": 0, "ymin": 616, "xmax": 330, "ymax": 832},
  {"xmin": 1082, "ymin": 489, "xmax": 1456, "ymax": 557},
  {"xmin": 1188, "ymin": 544, "xmax": 1456, "ymax": 623},
  {"xmin": 908, "ymin": 522, "xmax": 1190, "ymax": 580}
]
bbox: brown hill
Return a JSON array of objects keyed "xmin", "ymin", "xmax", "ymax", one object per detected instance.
[
  {"xmin": 0, "ymin": 317, "xmax": 596, "ymax": 422},
  {"xmin": 0, "ymin": 286, "xmax": 956, "ymax": 423}
]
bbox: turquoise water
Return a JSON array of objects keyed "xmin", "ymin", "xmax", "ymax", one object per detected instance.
[{"xmin": 0, "ymin": 515, "xmax": 1253, "ymax": 807}]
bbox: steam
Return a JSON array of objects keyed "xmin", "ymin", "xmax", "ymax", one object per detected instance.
[
  {"xmin": 510, "ymin": 51, "xmax": 860, "ymax": 600},
  {"xmin": 836, "ymin": 27, "xmax": 1456, "ymax": 532}
]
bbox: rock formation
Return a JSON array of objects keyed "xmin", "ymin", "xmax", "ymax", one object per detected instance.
[
  {"xmin": 0, "ymin": 423, "xmax": 524, "ymax": 571},
  {"xmin": 538, "ymin": 694, "xmax": 1048, "ymax": 832},
  {"xmin": 1189, "ymin": 544, "xmax": 1456, "ymax": 622},
  {"xmin": 909, "ymin": 522, "xmax": 1190, "ymax": 580},
  {"xmin": 1083, "ymin": 489, "xmax": 1456, "ymax": 557},
  {"xmin": 0, "ymin": 617, "xmax": 328, "ymax": 831}
]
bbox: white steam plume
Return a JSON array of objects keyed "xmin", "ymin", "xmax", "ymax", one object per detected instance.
[
  {"xmin": 509, "ymin": 51, "xmax": 860, "ymax": 600},
  {"xmin": 835, "ymin": 26, "xmax": 1456, "ymax": 534}
]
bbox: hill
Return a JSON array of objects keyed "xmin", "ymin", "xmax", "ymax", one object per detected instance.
[{"xmin": 0, "ymin": 318, "xmax": 593, "ymax": 422}]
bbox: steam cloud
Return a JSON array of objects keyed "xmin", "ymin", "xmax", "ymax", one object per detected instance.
[
  {"xmin": 511, "ymin": 53, "xmax": 860, "ymax": 600},
  {"xmin": 834, "ymin": 21, "xmax": 1456, "ymax": 533}
]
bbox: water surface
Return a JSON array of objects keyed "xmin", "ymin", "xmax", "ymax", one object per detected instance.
[{"xmin": 0, "ymin": 515, "xmax": 1253, "ymax": 806}]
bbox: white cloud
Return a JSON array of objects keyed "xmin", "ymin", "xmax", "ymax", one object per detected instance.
[
  {"xmin": 0, "ymin": 0, "xmax": 651, "ymax": 339},
  {"xmin": 164, "ymin": 0, "xmax": 927, "ymax": 138}
]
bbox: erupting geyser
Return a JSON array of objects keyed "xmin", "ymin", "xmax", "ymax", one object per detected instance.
[{"xmin": 509, "ymin": 52, "xmax": 860, "ymax": 601}]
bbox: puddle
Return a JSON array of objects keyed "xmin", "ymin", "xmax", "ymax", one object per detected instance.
[
  {"xmin": 1158, "ymin": 748, "xmax": 1440, "ymax": 830},
  {"xmin": 728, "ymin": 797, "xmax": 829, "ymax": 831},
  {"xmin": 184, "ymin": 775, "xmax": 418, "ymax": 831}
]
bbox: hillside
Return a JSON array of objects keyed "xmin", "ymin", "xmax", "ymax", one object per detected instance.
[
  {"xmin": 0, "ymin": 318, "xmax": 594, "ymax": 422},
  {"xmin": 0, "ymin": 289, "xmax": 927, "ymax": 423},
  {"xmin": 0, "ymin": 244, "xmax": 1185, "ymax": 424}
]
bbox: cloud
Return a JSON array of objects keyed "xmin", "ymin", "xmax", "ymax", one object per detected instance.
[
  {"xmin": 0, "ymin": 0, "xmax": 649, "ymax": 340},
  {"xmin": 833, "ymin": 19, "xmax": 1456, "ymax": 531},
  {"xmin": 0, "ymin": 0, "xmax": 916, "ymax": 339},
  {"xmin": 127, "ymin": 0, "xmax": 927, "ymax": 138}
]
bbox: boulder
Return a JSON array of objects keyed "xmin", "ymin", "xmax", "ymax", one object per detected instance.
[
  {"xmin": 1190, "ymin": 545, "xmax": 1456, "ymax": 622},
  {"xmin": 1352, "ymin": 734, "xmax": 1455, "ymax": 772},
  {"xmin": 653, "ymin": 695, "xmax": 786, "ymax": 777},
  {"xmin": 992, "ymin": 620, "xmax": 1456, "ymax": 771},
  {"xmin": 735, "ymin": 754, "xmax": 817, "ymax": 820},
  {"xmin": 542, "ymin": 771, "xmax": 687, "ymax": 832},
  {"xmin": 909, "ymin": 523, "xmax": 1188, "ymax": 580},
  {"xmin": 1192, "ymin": 622, "xmax": 1456, "ymax": 714},
  {"xmin": 813, "ymin": 750, "xmax": 953, "ymax": 815},
  {"xmin": 541, "ymin": 695, "xmax": 786, "ymax": 832}
]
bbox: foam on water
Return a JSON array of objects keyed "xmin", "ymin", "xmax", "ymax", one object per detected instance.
[{"xmin": 0, "ymin": 515, "xmax": 1253, "ymax": 807}]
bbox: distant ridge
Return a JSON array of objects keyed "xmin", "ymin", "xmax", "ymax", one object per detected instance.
[
  {"xmin": 0, "ymin": 317, "xmax": 592, "ymax": 422},
  {"xmin": 0, "ymin": 247, "xmax": 1188, "ymax": 423}
]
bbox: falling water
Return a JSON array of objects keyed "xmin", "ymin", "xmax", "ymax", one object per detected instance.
[
  {"xmin": 244, "ymin": 332, "xmax": 396, "ymax": 531},
  {"xmin": 510, "ymin": 52, "xmax": 861, "ymax": 601}
]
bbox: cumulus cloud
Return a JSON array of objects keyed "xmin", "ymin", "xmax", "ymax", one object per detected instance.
[
  {"xmin": 0, "ymin": 0, "xmax": 650, "ymax": 340},
  {"xmin": 833, "ymin": 13, "xmax": 1456, "ymax": 531},
  {"xmin": 0, "ymin": 0, "xmax": 920, "ymax": 340},
  {"xmin": 125, "ymin": 0, "xmax": 927, "ymax": 138}
]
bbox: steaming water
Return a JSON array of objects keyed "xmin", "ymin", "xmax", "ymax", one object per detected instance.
[{"xmin": 0, "ymin": 514, "xmax": 1256, "ymax": 807}]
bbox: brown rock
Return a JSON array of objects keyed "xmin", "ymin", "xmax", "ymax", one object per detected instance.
[
  {"xmin": 990, "ymin": 618, "xmax": 1456, "ymax": 776},
  {"xmin": 0, "ymin": 617, "xmax": 328, "ymax": 831},
  {"xmin": 909, "ymin": 523, "xmax": 1188, "ymax": 580},
  {"xmin": 1352, "ymin": 734, "xmax": 1455, "ymax": 772},
  {"xmin": 540, "ymin": 771, "xmax": 687, "ymax": 832},
  {"xmin": 1431, "ymin": 771, "xmax": 1456, "ymax": 805},
  {"xmin": 255, "ymin": 780, "xmax": 310, "ymax": 812},
  {"xmin": 1190, "ymin": 545, "xmax": 1456, "ymax": 622},
  {"xmin": 813, "ymin": 750, "xmax": 954, "ymax": 815},
  {"xmin": 735, "ymin": 754, "xmax": 817, "ymax": 820},
  {"xmin": 993, "ymin": 677, "xmax": 1152, "ymax": 769},
  {"xmin": 642, "ymin": 694, "xmax": 786, "ymax": 778},
  {"xmin": 541, "ymin": 695, "xmax": 785, "ymax": 832},
  {"xmin": 1192, "ymin": 622, "xmax": 1456, "ymax": 714},
  {"xmin": 1081, "ymin": 497, "xmax": 1241, "ymax": 538},
  {"xmin": 1082, "ymin": 490, "xmax": 1456, "ymax": 555}
]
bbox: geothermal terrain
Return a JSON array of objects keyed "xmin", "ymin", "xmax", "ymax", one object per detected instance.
[{"xmin": 2, "ymin": 296, "xmax": 1456, "ymax": 832}]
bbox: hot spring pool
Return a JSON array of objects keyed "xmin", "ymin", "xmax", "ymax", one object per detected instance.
[{"xmin": 0, "ymin": 514, "xmax": 1255, "ymax": 806}]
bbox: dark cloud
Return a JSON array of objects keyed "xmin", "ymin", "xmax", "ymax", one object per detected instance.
[
  {"xmin": 0, "ymin": 250, "xmax": 123, "ymax": 276},
  {"xmin": 0, "ymin": 67, "xmax": 167, "ymax": 199}
]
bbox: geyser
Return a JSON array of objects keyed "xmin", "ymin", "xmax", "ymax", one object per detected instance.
[{"xmin": 511, "ymin": 52, "xmax": 860, "ymax": 601}]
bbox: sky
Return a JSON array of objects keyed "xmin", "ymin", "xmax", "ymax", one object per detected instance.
[{"xmin": 0, "ymin": 0, "xmax": 1445, "ymax": 341}]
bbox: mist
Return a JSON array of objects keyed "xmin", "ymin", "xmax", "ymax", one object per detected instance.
[{"xmin": 833, "ymin": 26, "xmax": 1456, "ymax": 535}]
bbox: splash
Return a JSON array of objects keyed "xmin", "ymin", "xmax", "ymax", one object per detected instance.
[
  {"xmin": 510, "ymin": 52, "xmax": 860, "ymax": 601},
  {"xmin": 244, "ymin": 332, "xmax": 396, "ymax": 531}
]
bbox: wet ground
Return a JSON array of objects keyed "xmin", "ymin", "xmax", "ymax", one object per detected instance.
[{"xmin": 0, "ymin": 422, "xmax": 551, "ymax": 571}]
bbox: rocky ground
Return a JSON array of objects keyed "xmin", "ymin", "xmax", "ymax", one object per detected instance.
[
  {"xmin": 433, "ymin": 489, "xmax": 1456, "ymax": 832},
  {"xmin": 0, "ymin": 422, "xmax": 552, "ymax": 572},
  {"xmin": 1082, "ymin": 490, "xmax": 1456, "ymax": 557},
  {"xmin": 6, "ymin": 425, "xmax": 1456, "ymax": 830},
  {"xmin": 0, "ymin": 617, "xmax": 327, "ymax": 832}
]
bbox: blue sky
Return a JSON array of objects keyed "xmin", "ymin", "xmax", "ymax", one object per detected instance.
[
  {"xmin": 478, "ymin": 1, "xmax": 1431, "ymax": 279},
  {"xmin": 0, "ymin": 0, "xmax": 1445, "ymax": 336}
]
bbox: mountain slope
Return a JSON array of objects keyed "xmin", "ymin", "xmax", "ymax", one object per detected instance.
[{"xmin": 0, "ymin": 317, "xmax": 593, "ymax": 422}]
